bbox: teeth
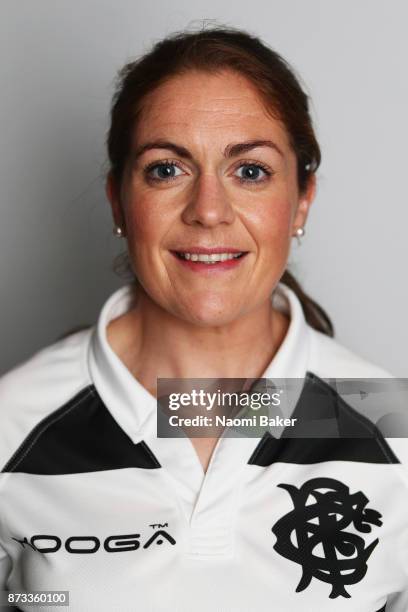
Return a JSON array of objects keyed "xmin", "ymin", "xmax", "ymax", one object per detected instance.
[{"xmin": 180, "ymin": 252, "xmax": 243, "ymax": 263}]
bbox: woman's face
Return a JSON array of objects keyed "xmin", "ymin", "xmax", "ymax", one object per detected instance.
[{"xmin": 107, "ymin": 69, "xmax": 315, "ymax": 327}]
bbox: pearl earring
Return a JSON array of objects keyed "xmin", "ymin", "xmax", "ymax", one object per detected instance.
[
  {"xmin": 113, "ymin": 225, "xmax": 124, "ymax": 238},
  {"xmin": 294, "ymin": 226, "xmax": 305, "ymax": 246}
]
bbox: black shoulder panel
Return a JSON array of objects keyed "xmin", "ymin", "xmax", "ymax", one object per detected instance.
[
  {"xmin": 249, "ymin": 372, "xmax": 400, "ymax": 466},
  {"xmin": 2, "ymin": 385, "xmax": 161, "ymax": 474}
]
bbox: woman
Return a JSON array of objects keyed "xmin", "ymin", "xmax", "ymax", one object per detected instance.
[{"xmin": 0, "ymin": 25, "xmax": 407, "ymax": 612}]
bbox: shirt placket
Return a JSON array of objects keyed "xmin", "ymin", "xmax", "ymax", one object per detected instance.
[{"xmin": 145, "ymin": 427, "xmax": 263, "ymax": 560}]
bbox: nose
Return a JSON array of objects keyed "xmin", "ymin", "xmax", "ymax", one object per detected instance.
[{"xmin": 181, "ymin": 172, "xmax": 236, "ymax": 227}]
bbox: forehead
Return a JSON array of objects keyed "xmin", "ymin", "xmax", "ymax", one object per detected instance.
[{"xmin": 134, "ymin": 69, "xmax": 292, "ymax": 151}]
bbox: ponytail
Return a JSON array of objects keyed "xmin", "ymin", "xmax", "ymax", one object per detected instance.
[{"xmin": 281, "ymin": 270, "xmax": 334, "ymax": 337}]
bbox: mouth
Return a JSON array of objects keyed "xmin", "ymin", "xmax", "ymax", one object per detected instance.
[{"xmin": 169, "ymin": 249, "xmax": 249, "ymax": 271}]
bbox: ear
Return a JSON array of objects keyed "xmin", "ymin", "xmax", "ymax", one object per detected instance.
[
  {"xmin": 105, "ymin": 171, "xmax": 125, "ymax": 230},
  {"xmin": 292, "ymin": 173, "xmax": 317, "ymax": 231}
]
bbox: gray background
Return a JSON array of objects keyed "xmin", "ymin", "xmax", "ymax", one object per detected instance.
[{"xmin": 1, "ymin": 0, "xmax": 407, "ymax": 376}]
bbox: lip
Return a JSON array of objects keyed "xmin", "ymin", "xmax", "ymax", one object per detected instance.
[{"xmin": 169, "ymin": 249, "xmax": 249, "ymax": 273}]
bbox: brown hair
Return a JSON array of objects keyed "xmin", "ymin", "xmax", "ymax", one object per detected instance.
[{"xmin": 106, "ymin": 23, "xmax": 334, "ymax": 337}]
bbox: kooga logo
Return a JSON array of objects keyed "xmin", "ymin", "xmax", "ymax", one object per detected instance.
[{"xmin": 12, "ymin": 524, "xmax": 176, "ymax": 554}]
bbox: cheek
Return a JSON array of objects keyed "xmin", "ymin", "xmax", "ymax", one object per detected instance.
[
  {"xmin": 248, "ymin": 194, "xmax": 294, "ymax": 255},
  {"xmin": 123, "ymin": 192, "xmax": 170, "ymax": 251},
  {"xmin": 121, "ymin": 191, "xmax": 179, "ymax": 288}
]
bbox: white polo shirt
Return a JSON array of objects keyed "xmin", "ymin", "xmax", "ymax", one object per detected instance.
[{"xmin": 0, "ymin": 282, "xmax": 407, "ymax": 612}]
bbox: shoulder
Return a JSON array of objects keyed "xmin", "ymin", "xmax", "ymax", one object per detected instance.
[
  {"xmin": 307, "ymin": 327, "xmax": 408, "ymax": 475},
  {"xmin": 307, "ymin": 327, "xmax": 394, "ymax": 378},
  {"xmin": 0, "ymin": 328, "xmax": 94, "ymax": 470}
]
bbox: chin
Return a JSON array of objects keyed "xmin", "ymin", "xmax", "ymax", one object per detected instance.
[{"xmin": 178, "ymin": 302, "xmax": 241, "ymax": 328}]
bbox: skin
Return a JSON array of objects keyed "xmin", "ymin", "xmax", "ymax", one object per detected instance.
[{"xmin": 106, "ymin": 68, "xmax": 316, "ymax": 472}]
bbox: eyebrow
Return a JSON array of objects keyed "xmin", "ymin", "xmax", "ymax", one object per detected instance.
[{"xmin": 131, "ymin": 138, "xmax": 284, "ymax": 162}]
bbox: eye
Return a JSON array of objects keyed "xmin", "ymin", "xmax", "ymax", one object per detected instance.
[
  {"xmin": 143, "ymin": 160, "xmax": 185, "ymax": 182},
  {"xmin": 142, "ymin": 158, "xmax": 274, "ymax": 185},
  {"xmin": 234, "ymin": 162, "xmax": 272, "ymax": 184}
]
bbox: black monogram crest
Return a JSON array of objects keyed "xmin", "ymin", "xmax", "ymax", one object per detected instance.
[{"xmin": 272, "ymin": 477, "xmax": 382, "ymax": 598}]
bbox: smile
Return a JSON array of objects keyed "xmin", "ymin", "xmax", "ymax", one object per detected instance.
[
  {"xmin": 170, "ymin": 249, "xmax": 249, "ymax": 271},
  {"xmin": 177, "ymin": 252, "xmax": 245, "ymax": 263}
]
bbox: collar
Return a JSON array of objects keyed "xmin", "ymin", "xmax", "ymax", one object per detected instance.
[{"xmin": 87, "ymin": 281, "xmax": 311, "ymax": 444}]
